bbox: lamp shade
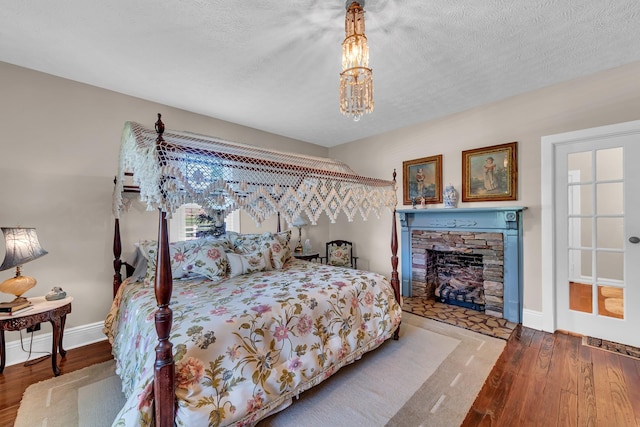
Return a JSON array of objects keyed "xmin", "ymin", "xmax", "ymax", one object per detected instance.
[
  {"xmin": 292, "ymin": 215, "xmax": 308, "ymax": 228},
  {"xmin": 0, "ymin": 227, "xmax": 48, "ymax": 271}
]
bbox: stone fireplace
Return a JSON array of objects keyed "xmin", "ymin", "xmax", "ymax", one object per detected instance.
[
  {"xmin": 398, "ymin": 207, "xmax": 526, "ymax": 323},
  {"xmin": 413, "ymin": 230, "xmax": 504, "ymax": 317}
]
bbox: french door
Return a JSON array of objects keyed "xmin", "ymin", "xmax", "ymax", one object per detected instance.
[{"xmin": 552, "ymin": 124, "xmax": 640, "ymax": 347}]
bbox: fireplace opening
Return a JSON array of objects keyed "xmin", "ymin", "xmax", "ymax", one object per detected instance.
[
  {"xmin": 427, "ymin": 250, "xmax": 485, "ymax": 312},
  {"xmin": 410, "ymin": 229, "xmax": 505, "ymax": 319}
]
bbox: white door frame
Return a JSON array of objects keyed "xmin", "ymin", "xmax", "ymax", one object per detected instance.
[{"xmin": 540, "ymin": 119, "xmax": 640, "ymax": 333}]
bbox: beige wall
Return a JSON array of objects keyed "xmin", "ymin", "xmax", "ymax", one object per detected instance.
[
  {"xmin": 0, "ymin": 61, "xmax": 328, "ymax": 340},
  {"xmin": 329, "ymin": 60, "xmax": 640, "ymax": 314},
  {"xmin": 2, "ymin": 58, "xmax": 640, "ymax": 340}
]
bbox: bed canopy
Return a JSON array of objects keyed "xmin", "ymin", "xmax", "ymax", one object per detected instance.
[{"xmin": 113, "ymin": 114, "xmax": 397, "ymax": 227}]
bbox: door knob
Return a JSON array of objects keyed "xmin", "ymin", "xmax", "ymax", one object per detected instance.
[{"xmin": 630, "ymin": 236, "xmax": 640, "ymax": 244}]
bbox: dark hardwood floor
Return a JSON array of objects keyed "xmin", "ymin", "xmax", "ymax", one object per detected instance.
[
  {"xmin": 0, "ymin": 340, "xmax": 113, "ymax": 426},
  {"xmin": 1, "ymin": 327, "xmax": 639, "ymax": 426},
  {"xmin": 462, "ymin": 325, "xmax": 640, "ymax": 427}
]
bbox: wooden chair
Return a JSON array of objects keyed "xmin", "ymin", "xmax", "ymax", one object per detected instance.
[{"xmin": 320, "ymin": 240, "xmax": 358, "ymax": 269}]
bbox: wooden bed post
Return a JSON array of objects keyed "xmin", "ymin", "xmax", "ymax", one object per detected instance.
[
  {"xmin": 153, "ymin": 114, "xmax": 176, "ymax": 426},
  {"xmin": 391, "ymin": 169, "xmax": 400, "ymax": 340},
  {"xmin": 113, "ymin": 218, "xmax": 123, "ymax": 298},
  {"xmin": 154, "ymin": 210, "xmax": 175, "ymax": 426}
]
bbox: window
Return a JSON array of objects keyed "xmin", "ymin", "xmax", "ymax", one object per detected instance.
[{"xmin": 169, "ymin": 203, "xmax": 238, "ymax": 242}]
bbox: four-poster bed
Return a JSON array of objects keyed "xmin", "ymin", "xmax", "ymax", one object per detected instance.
[{"xmin": 106, "ymin": 115, "xmax": 401, "ymax": 426}]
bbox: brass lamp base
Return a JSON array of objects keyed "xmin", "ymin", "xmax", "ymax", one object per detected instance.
[
  {"xmin": 0, "ymin": 275, "xmax": 37, "ymax": 303},
  {"xmin": 295, "ymin": 226, "xmax": 304, "ymax": 253}
]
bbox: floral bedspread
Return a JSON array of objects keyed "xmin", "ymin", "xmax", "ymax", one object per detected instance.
[{"xmin": 104, "ymin": 259, "xmax": 401, "ymax": 426}]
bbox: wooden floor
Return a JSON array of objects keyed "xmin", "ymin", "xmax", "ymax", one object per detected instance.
[
  {"xmin": 0, "ymin": 340, "xmax": 113, "ymax": 426},
  {"xmin": 462, "ymin": 325, "xmax": 640, "ymax": 427},
  {"xmin": 1, "ymin": 328, "xmax": 639, "ymax": 426}
]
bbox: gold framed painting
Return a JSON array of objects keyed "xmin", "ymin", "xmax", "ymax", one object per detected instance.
[
  {"xmin": 462, "ymin": 142, "xmax": 517, "ymax": 202},
  {"xmin": 402, "ymin": 155, "xmax": 443, "ymax": 205}
]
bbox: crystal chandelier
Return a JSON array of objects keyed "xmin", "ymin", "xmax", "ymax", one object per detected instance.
[{"xmin": 339, "ymin": 1, "xmax": 373, "ymax": 122}]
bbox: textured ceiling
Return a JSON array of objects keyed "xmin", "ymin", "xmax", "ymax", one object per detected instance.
[{"xmin": 1, "ymin": 1, "xmax": 639, "ymax": 147}]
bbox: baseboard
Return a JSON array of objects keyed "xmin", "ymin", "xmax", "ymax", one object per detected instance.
[
  {"xmin": 3, "ymin": 321, "xmax": 107, "ymax": 368},
  {"xmin": 522, "ymin": 308, "xmax": 543, "ymax": 331}
]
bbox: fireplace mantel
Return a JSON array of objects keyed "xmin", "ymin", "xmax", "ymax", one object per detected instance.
[{"xmin": 397, "ymin": 207, "xmax": 526, "ymax": 323}]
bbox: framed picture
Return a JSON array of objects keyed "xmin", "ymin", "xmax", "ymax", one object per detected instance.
[
  {"xmin": 402, "ymin": 155, "xmax": 443, "ymax": 205},
  {"xmin": 462, "ymin": 142, "xmax": 517, "ymax": 202}
]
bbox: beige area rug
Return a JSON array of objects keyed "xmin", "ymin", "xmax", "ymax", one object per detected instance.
[
  {"xmin": 14, "ymin": 359, "xmax": 125, "ymax": 427},
  {"xmin": 16, "ymin": 313, "xmax": 505, "ymax": 427}
]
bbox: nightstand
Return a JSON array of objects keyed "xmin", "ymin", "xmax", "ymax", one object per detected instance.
[
  {"xmin": 0, "ymin": 296, "xmax": 73, "ymax": 376},
  {"xmin": 293, "ymin": 252, "xmax": 320, "ymax": 262}
]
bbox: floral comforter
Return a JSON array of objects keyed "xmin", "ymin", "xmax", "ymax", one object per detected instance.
[{"xmin": 104, "ymin": 259, "xmax": 402, "ymax": 426}]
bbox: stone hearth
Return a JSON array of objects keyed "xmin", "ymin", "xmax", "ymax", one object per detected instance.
[{"xmin": 398, "ymin": 207, "xmax": 526, "ymax": 323}]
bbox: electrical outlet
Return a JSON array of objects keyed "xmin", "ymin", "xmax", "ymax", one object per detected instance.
[{"xmin": 27, "ymin": 323, "xmax": 41, "ymax": 333}]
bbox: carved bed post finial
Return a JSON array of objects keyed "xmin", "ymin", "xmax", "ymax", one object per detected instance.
[{"xmin": 155, "ymin": 113, "xmax": 165, "ymax": 142}]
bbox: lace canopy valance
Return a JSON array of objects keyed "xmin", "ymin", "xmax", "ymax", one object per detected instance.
[{"xmin": 113, "ymin": 117, "xmax": 397, "ymax": 227}]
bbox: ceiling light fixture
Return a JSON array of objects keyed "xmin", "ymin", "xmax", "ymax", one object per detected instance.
[{"xmin": 339, "ymin": 0, "xmax": 373, "ymax": 122}]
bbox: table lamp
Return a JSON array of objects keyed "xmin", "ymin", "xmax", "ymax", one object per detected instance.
[
  {"xmin": 0, "ymin": 227, "xmax": 48, "ymax": 303},
  {"xmin": 292, "ymin": 215, "xmax": 308, "ymax": 254}
]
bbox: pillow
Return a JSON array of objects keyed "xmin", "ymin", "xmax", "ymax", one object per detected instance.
[
  {"xmin": 127, "ymin": 246, "xmax": 148, "ymax": 282},
  {"xmin": 138, "ymin": 237, "xmax": 216, "ymax": 283},
  {"xmin": 262, "ymin": 230, "xmax": 292, "ymax": 269},
  {"xmin": 205, "ymin": 234, "xmax": 235, "ymax": 252},
  {"xmin": 226, "ymin": 231, "xmax": 263, "ymax": 254},
  {"xmin": 138, "ymin": 240, "xmax": 167, "ymax": 284},
  {"xmin": 328, "ymin": 243, "xmax": 351, "ymax": 267},
  {"xmin": 226, "ymin": 230, "xmax": 292, "ymax": 269},
  {"xmin": 186, "ymin": 242, "xmax": 230, "ymax": 280},
  {"xmin": 227, "ymin": 250, "xmax": 272, "ymax": 278}
]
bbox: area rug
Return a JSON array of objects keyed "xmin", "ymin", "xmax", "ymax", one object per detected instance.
[
  {"xmin": 582, "ymin": 336, "xmax": 640, "ymax": 360},
  {"xmin": 14, "ymin": 359, "xmax": 125, "ymax": 427},
  {"xmin": 16, "ymin": 312, "xmax": 505, "ymax": 427}
]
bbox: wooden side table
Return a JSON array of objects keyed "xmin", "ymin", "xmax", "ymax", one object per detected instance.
[
  {"xmin": 293, "ymin": 252, "xmax": 320, "ymax": 262},
  {"xmin": 0, "ymin": 296, "xmax": 73, "ymax": 376}
]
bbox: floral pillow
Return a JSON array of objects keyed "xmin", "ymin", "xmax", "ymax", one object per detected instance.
[
  {"xmin": 138, "ymin": 237, "xmax": 232, "ymax": 284},
  {"xmin": 262, "ymin": 231, "xmax": 292, "ymax": 269},
  {"xmin": 227, "ymin": 250, "xmax": 272, "ymax": 278},
  {"xmin": 225, "ymin": 231, "xmax": 263, "ymax": 254},
  {"xmin": 328, "ymin": 243, "xmax": 351, "ymax": 267},
  {"xmin": 186, "ymin": 242, "xmax": 230, "ymax": 280},
  {"xmin": 211, "ymin": 230, "xmax": 292, "ymax": 270},
  {"xmin": 138, "ymin": 239, "xmax": 198, "ymax": 284}
]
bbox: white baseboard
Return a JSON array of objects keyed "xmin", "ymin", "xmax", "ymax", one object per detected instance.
[
  {"xmin": 522, "ymin": 308, "xmax": 544, "ymax": 331},
  {"xmin": 3, "ymin": 321, "xmax": 107, "ymax": 368}
]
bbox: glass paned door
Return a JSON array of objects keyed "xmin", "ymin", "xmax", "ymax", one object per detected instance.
[{"xmin": 556, "ymin": 136, "xmax": 639, "ymax": 347}]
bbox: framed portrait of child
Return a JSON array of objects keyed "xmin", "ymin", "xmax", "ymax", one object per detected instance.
[
  {"xmin": 462, "ymin": 142, "xmax": 518, "ymax": 202},
  {"xmin": 402, "ymin": 154, "xmax": 443, "ymax": 205}
]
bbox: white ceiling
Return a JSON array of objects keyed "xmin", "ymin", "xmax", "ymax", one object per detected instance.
[{"xmin": 1, "ymin": 1, "xmax": 639, "ymax": 147}]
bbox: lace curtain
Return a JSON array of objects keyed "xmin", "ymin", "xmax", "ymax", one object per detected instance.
[{"xmin": 113, "ymin": 120, "xmax": 396, "ymax": 227}]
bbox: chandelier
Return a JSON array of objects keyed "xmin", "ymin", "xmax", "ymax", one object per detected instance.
[{"xmin": 339, "ymin": 1, "xmax": 373, "ymax": 122}]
